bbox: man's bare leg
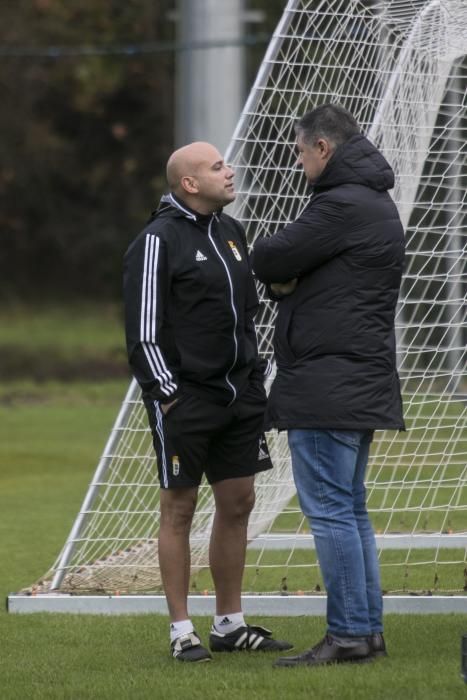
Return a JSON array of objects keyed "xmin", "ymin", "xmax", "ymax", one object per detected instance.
[
  {"xmin": 209, "ymin": 476, "xmax": 255, "ymax": 615},
  {"xmin": 158, "ymin": 486, "xmax": 198, "ymax": 621}
]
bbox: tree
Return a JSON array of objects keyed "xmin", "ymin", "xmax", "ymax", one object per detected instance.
[{"xmin": 0, "ymin": 0, "xmax": 283, "ymax": 300}]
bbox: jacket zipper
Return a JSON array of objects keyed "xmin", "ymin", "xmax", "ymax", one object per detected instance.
[{"xmin": 207, "ymin": 217, "xmax": 238, "ymax": 404}]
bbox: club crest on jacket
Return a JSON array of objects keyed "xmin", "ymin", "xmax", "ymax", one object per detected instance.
[{"xmin": 227, "ymin": 240, "xmax": 242, "ymax": 261}]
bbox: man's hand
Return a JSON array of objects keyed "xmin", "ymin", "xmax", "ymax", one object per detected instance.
[
  {"xmin": 161, "ymin": 398, "xmax": 179, "ymax": 415},
  {"xmin": 269, "ymin": 278, "xmax": 298, "ymax": 297}
]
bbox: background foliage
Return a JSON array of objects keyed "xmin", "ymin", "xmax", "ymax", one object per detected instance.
[{"xmin": 0, "ymin": 0, "xmax": 283, "ymax": 301}]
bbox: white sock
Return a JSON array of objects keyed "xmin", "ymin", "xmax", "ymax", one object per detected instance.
[
  {"xmin": 170, "ymin": 619, "xmax": 194, "ymax": 643},
  {"xmin": 214, "ymin": 612, "xmax": 245, "ymax": 634}
]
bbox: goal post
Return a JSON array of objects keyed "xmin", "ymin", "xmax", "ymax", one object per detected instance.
[{"xmin": 9, "ymin": 0, "xmax": 467, "ymax": 614}]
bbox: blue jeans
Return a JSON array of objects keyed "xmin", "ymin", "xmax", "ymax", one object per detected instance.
[{"xmin": 288, "ymin": 429, "xmax": 383, "ymax": 638}]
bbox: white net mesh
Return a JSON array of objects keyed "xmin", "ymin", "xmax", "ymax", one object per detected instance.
[{"xmin": 34, "ymin": 0, "xmax": 466, "ymax": 597}]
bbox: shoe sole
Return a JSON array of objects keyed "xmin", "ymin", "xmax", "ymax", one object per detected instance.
[
  {"xmin": 274, "ymin": 655, "xmax": 373, "ymax": 668},
  {"xmin": 211, "ymin": 646, "xmax": 294, "ymax": 653}
]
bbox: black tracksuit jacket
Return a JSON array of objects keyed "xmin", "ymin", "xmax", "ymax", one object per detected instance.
[
  {"xmin": 252, "ymin": 134, "xmax": 406, "ymax": 431},
  {"xmin": 123, "ymin": 193, "xmax": 266, "ymax": 407}
]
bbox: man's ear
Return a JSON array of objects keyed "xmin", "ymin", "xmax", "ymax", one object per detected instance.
[
  {"xmin": 317, "ymin": 138, "xmax": 332, "ymax": 160},
  {"xmin": 181, "ymin": 176, "xmax": 198, "ymax": 194}
]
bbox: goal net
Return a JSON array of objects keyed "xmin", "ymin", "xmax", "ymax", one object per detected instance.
[{"xmin": 30, "ymin": 0, "xmax": 466, "ymax": 602}]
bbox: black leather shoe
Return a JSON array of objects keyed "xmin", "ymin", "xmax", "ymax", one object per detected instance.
[
  {"xmin": 368, "ymin": 632, "xmax": 387, "ymax": 658},
  {"xmin": 274, "ymin": 633, "xmax": 371, "ymax": 667}
]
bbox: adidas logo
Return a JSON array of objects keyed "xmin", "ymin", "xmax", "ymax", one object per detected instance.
[
  {"xmin": 258, "ymin": 435, "xmax": 269, "ymax": 460},
  {"xmin": 195, "ymin": 250, "xmax": 207, "ymax": 261},
  {"xmin": 219, "ymin": 616, "xmax": 232, "ymax": 626}
]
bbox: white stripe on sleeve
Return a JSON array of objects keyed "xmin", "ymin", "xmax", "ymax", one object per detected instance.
[{"xmin": 140, "ymin": 234, "xmax": 177, "ymax": 396}]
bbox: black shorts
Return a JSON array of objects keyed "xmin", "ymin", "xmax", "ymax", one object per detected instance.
[{"xmin": 145, "ymin": 382, "xmax": 273, "ymax": 489}]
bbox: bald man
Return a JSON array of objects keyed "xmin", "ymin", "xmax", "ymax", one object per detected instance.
[{"xmin": 123, "ymin": 142, "xmax": 292, "ymax": 662}]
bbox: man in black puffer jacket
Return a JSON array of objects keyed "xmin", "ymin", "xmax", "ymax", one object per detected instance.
[{"xmin": 252, "ymin": 104, "xmax": 405, "ymax": 668}]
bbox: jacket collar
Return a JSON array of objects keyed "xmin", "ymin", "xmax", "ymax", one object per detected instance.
[{"xmin": 160, "ymin": 193, "xmax": 221, "ymax": 224}]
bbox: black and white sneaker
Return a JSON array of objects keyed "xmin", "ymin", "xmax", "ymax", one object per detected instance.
[
  {"xmin": 209, "ymin": 624, "xmax": 293, "ymax": 653},
  {"xmin": 171, "ymin": 631, "xmax": 212, "ymax": 662}
]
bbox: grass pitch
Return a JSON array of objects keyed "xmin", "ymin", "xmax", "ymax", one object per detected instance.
[
  {"xmin": 0, "ymin": 381, "xmax": 466, "ymax": 699},
  {"xmin": 0, "ymin": 304, "xmax": 466, "ymax": 698}
]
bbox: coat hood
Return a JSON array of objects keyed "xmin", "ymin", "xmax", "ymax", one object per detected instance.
[{"xmin": 314, "ymin": 134, "xmax": 395, "ymax": 192}]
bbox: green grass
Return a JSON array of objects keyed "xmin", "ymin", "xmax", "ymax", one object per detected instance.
[
  {"xmin": 273, "ymin": 391, "xmax": 467, "ymax": 535},
  {"xmin": 0, "ymin": 381, "xmax": 128, "ymax": 595},
  {"xmin": 0, "ymin": 304, "xmax": 466, "ymax": 698},
  {"xmin": 0, "ymin": 381, "xmax": 465, "ymax": 699},
  {"xmin": 0, "ymin": 303, "xmax": 128, "ymax": 381},
  {"xmin": 4, "ymin": 380, "xmax": 463, "ymax": 598},
  {"xmin": 0, "ymin": 303, "xmax": 124, "ymax": 352},
  {"xmin": 190, "ymin": 547, "xmax": 467, "ymax": 596},
  {"xmin": 1, "ymin": 614, "xmax": 466, "ymax": 699}
]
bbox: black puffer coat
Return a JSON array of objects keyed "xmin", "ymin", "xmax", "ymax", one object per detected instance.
[{"xmin": 252, "ymin": 134, "xmax": 405, "ymax": 431}]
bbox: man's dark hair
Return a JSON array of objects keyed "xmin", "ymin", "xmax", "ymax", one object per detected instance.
[{"xmin": 295, "ymin": 103, "xmax": 361, "ymax": 148}]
